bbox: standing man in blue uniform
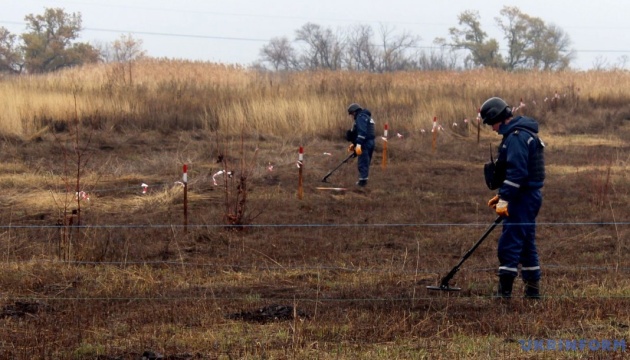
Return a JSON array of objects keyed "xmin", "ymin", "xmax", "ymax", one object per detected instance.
[
  {"xmin": 346, "ymin": 103, "xmax": 376, "ymax": 187},
  {"xmin": 480, "ymin": 97, "xmax": 546, "ymax": 299}
]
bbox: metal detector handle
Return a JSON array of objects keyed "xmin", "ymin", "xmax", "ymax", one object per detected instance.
[
  {"xmin": 344, "ymin": 152, "xmax": 357, "ymax": 162},
  {"xmin": 439, "ymin": 216, "xmax": 503, "ymax": 287},
  {"xmin": 342, "ymin": 152, "xmax": 357, "ymax": 164},
  {"xmin": 460, "ymin": 216, "xmax": 502, "ymax": 261},
  {"xmin": 321, "ymin": 152, "xmax": 357, "ymax": 182}
]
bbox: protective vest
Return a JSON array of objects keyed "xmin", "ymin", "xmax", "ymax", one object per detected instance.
[
  {"xmin": 513, "ymin": 128, "xmax": 545, "ymax": 185},
  {"xmin": 347, "ymin": 109, "xmax": 375, "ymax": 145},
  {"xmin": 484, "ymin": 127, "xmax": 545, "ymax": 190}
]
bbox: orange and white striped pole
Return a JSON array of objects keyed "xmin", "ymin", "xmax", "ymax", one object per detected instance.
[
  {"xmin": 183, "ymin": 164, "xmax": 188, "ymax": 232},
  {"xmin": 431, "ymin": 116, "xmax": 438, "ymax": 153},
  {"xmin": 381, "ymin": 123, "xmax": 388, "ymax": 169},
  {"xmin": 297, "ymin": 146, "xmax": 304, "ymax": 199}
]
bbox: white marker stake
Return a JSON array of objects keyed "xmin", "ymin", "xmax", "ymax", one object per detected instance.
[
  {"xmin": 298, "ymin": 146, "xmax": 304, "ymax": 199},
  {"xmin": 382, "ymin": 123, "xmax": 388, "ymax": 169},
  {"xmin": 183, "ymin": 164, "xmax": 188, "ymax": 231},
  {"xmin": 476, "ymin": 107, "xmax": 481, "ymax": 144},
  {"xmin": 432, "ymin": 116, "xmax": 437, "ymax": 153}
]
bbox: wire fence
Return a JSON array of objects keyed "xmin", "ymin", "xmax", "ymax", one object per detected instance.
[
  {"xmin": 2, "ymin": 221, "xmax": 629, "ymax": 229},
  {"xmin": 2, "ymin": 221, "xmax": 627, "ymax": 301},
  {"xmin": 0, "ymin": 226, "xmax": 624, "ymax": 318}
]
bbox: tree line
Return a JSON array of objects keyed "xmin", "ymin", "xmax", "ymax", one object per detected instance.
[
  {"xmin": 1, "ymin": 6, "xmax": 574, "ymax": 74},
  {"xmin": 256, "ymin": 6, "xmax": 575, "ymax": 72},
  {"xmin": 0, "ymin": 8, "xmax": 145, "ymax": 74}
]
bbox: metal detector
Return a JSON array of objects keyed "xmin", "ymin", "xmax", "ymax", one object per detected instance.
[
  {"xmin": 321, "ymin": 152, "xmax": 357, "ymax": 183},
  {"xmin": 427, "ymin": 216, "xmax": 503, "ymax": 291}
]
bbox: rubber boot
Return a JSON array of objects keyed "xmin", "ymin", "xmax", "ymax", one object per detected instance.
[
  {"xmin": 524, "ymin": 280, "xmax": 541, "ymax": 299},
  {"xmin": 496, "ymin": 275, "xmax": 514, "ymax": 299}
]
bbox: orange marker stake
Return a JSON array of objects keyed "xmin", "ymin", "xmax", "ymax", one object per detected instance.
[
  {"xmin": 297, "ymin": 146, "xmax": 304, "ymax": 199},
  {"xmin": 382, "ymin": 123, "xmax": 388, "ymax": 169}
]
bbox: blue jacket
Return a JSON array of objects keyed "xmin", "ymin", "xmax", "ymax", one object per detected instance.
[
  {"xmin": 352, "ymin": 109, "xmax": 375, "ymax": 146},
  {"xmin": 496, "ymin": 116, "xmax": 545, "ymax": 201}
]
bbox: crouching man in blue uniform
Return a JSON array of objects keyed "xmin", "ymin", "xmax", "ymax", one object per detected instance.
[
  {"xmin": 480, "ymin": 97, "xmax": 546, "ymax": 299},
  {"xmin": 346, "ymin": 103, "xmax": 376, "ymax": 187}
]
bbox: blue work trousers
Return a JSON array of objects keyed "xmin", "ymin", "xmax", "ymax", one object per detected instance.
[
  {"xmin": 497, "ymin": 189, "xmax": 542, "ymax": 281},
  {"xmin": 357, "ymin": 139, "xmax": 375, "ymax": 181}
]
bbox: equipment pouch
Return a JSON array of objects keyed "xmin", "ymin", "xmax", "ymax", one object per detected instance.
[
  {"xmin": 346, "ymin": 128, "xmax": 357, "ymax": 142},
  {"xmin": 484, "ymin": 160, "xmax": 506, "ymax": 190}
]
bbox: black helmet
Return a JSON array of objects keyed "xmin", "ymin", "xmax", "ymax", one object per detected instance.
[
  {"xmin": 480, "ymin": 97, "xmax": 512, "ymax": 125},
  {"xmin": 347, "ymin": 103, "xmax": 362, "ymax": 114}
]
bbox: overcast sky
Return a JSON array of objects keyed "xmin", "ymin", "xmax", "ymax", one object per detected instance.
[{"xmin": 3, "ymin": 0, "xmax": 630, "ymax": 70}]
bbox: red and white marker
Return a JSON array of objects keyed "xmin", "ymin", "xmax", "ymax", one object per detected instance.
[
  {"xmin": 297, "ymin": 146, "xmax": 304, "ymax": 168},
  {"xmin": 76, "ymin": 191, "xmax": 90, "ymax": 201},
  {"xmin": 183, "ymin": 164, "xmax": 188, "ymax": 184}
]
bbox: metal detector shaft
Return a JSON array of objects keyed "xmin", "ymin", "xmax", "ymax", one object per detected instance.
[
  {"xmin": 430, "ymin": 216, "xmax": 503, "ymax": 290},
  {"xmin": 321, "ymin": 152, "xmax": 357, "ymax": 182}
]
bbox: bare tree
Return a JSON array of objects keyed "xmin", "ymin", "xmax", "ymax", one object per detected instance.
[
  {"xmin": 614, "ymin": 55, "xmax": 629, "ymax": 70},
  {"xmin": 105, "ymin": 33, "xmax": 146, "ymax": 86},
  {"xmin": 342, "ymin": 24, "xmax": 420, "ymax": 72},
  {"xmin": 591, "ymin": 56, "xmax": 609, "ymax": 71},
  {"xmin": 111, "ymin": 33, "xmax": 146, "ymax": 63},
  {"xmin": 258, "ymin": 22, "xmax": 458, "ymax": 72},
  {"xmin": 416, "ymin": 38, "xmax": 461, "ymax": 71},
  {"xmin": 377, "ymin": 24, "xmax": 419, "ymax": 72},
  {"xmin": 259, "ymin": 36, "xmax": 297, "ymax": 71},
  {"xmin": 344, "ymin": 24, "xmax": 377, "ymax": 71},
  {"xmin": 295, "ymin": 23, "xmax": 344, "ymax": 70}
]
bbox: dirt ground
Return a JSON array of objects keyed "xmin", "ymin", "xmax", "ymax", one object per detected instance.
[{"xmin": 0, "ymin": 118, "xmax": 629, "ymax": 359}]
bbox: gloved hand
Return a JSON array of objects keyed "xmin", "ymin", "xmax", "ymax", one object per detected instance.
[
  {"xmin": 495, "ymin": 199, "xmax": 509, "ymax": 217},
  {"xmin": 487, "ymin": 194, "xmax": 500, "ymax": 209},
  {"xmin": 355, "ymin": 144, "xmax": 363, "ymax": 155},
  {"xmin": 347, "ymin": 144, "xmax": 355, "ymax": 153}
]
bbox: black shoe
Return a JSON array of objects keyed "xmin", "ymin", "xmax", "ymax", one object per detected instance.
[
  {"xmin": 496, "ymin": 275, "xmax": 515, "ymax": 299},
  {"xmin": 356, "ymin": 180, "xmax": 367, "ymax": 187},
  {"xmin": 524, "ymin": 280, "xmax": 541, "ymax": 299}
]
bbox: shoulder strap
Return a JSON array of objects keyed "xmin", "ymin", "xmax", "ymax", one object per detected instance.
[
  {"xmin": 512, "ymin": 127, "xmax": 536, "ymax": 137},
  {"xmin": 512, "ymin": 127, "xmax": 545, "ymax": 148}
]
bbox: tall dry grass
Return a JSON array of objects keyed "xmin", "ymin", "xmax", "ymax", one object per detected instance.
[{"xmin": 2, "ymin": 59, "xmax": 630, "ymax": 139}]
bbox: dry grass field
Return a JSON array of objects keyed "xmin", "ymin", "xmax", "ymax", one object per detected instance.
[{"xmin": 0, "ymin": 61, "xmax": 629, "ymax": 359}]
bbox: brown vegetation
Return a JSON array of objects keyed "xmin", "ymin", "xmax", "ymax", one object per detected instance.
[{"xmin": 0, "ymin": 61, "xmax": 629, "ymax": 359}]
